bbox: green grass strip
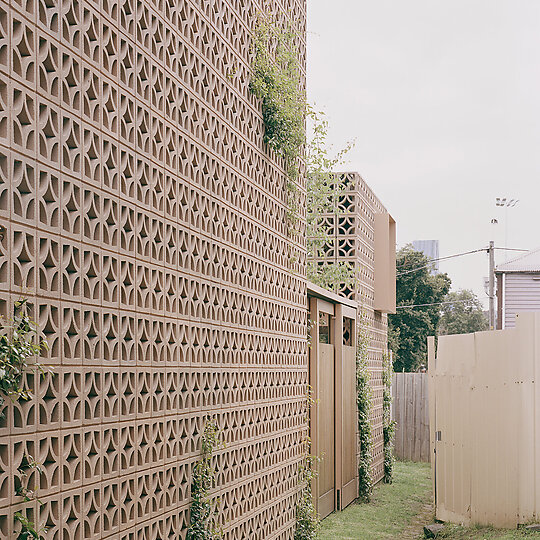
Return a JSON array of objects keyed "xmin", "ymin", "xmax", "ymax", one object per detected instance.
[
  {"xmin": 320, "ymin": 461, "xmax": 432, "ymax": 540},
  {"xmin": 439, "ymin": 524, "xmax": 540, "ymax": 539}
]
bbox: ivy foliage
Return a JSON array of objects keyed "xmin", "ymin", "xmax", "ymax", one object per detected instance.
[
  {"xmin": 250, "ymin": 17, "xmax": 356, "ymax": 293},
  {"xmin": 295, "ymin": 454, "xmax": 320, "ymax": 540},
  {"xmin": 14, "ymin": 511, "xmax": 45, "ymax": 540},
  {"xmin": 187, "ymin": 420, "xmax": 222, "ymax": 540},
  {"xmin": 250, "ymin": 15, "xmax": 306, "ymax": 233},
  {"xmin": 382, "ymin": 352, "xmax": 395, "ymax": 483},
  {"xmin": 294, "ymin": 388, "xmax": 320, "ymax": 540},
  {"xmin": 13, "ymin": 452, "xmax": 46, "ymax": 539},
  {"xmin": 0, "ymin": 300, "xmax": 49, "ymax": 539},
  {"xmin": 356, "ymin": 309, "xmax": 373, "ymax": 501},
  {"xmin": 0, "ymin": 299, "xmax": 49, "ymax": 414},
  {"xmin": 250, "ymin": 17, "xmax": 305, "ymax": 171},
  {"xmin": 15, "ymin": 453, "xmax": 43, "ymax": 503}
]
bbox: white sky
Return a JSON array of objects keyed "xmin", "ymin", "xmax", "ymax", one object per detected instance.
[{"xmin": 308, "ymin": 0, "xmax": 540, "ymax": 307}]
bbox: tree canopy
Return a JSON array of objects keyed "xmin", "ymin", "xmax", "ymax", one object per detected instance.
[
  {"xmin": 388, "ymin": 246, "xmax": 451, "ymax": 372},
  {"xmin": 439, "ymin": 289, "xmax": 488, "ymax": 335}
]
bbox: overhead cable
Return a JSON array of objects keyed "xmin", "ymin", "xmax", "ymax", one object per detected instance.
[
  {"xmin": 397, "ymin": 245, "xmax": 529, "ymax": 277},
  {"xmin": 397, "ymin": 248, "xmax": 486, "ymax": 277},
  {"xmin": 396, "ymin": 299, "xmax": 475, "ymax": 309}
]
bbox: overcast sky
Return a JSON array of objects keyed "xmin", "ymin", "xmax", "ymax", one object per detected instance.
[{"xmin": 308, "ymin": 0, "xmax": 540, "ymax": 307}]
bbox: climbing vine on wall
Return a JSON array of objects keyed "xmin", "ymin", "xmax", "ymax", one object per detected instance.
[
  {"xmin": 294, "ymin": 387, "xmax": 320, "ymax": 540},
  {"xmin": 250, "ymin": 17, "xmax": 356, "ymax": 292},
  {"xmin": 187, "ymin": 419, "xmax": 223, "ymax": 540},
  {"xmin": 250, "ymin": 16, "xmax": 306, "ymax": 235},
  {"xmin": 0, "ymin": 299, "xmax": 50, "ymax": 538},
  {"xmin": 382, "ymin": 351, "xmax": 395, "ymax": 483},
  {"xmin": 14, "ymin": 453, "xmax": 46, "ymax": 539},
  {"xmin": 0, "ymin": 299, "xmax": 49, "ymax": 414},
  {"xmin": 356, "ymin": 307, "xmax": 373, "ymax": 501}
]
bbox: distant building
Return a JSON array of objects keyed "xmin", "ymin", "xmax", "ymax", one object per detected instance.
[
  {"xmin": 496, "ymin": 247, "xmax": 540, "ymax": 329},
  {"xmin": 412, "ymin": 240, "xmax": 440, "ymax": 274}
]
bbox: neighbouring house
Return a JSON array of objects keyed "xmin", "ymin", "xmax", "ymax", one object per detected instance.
[
  {"xmin": 496, "ymin": 247, "xmax": 540, "ymax": 329},
  {"xmin": 309, "ymin": 171, "xmax": 396, "ymax": 490}
]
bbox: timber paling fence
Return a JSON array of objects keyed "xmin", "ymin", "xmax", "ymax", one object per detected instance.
[{"xmin": 392, "ymin": 372, "xmax": 430, "ymax": 462}]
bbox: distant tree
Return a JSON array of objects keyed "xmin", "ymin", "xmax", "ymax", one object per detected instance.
[
  {"xmin": 388, "ymin": 246, "xmax": 451, "ymax": 372},
  {"xmin": 439, "ymin": 289, "xmax": 488, "ymax": 335}
]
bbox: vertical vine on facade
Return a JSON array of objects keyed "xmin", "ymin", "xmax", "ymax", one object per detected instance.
[
  {"xmin": 250, "ymin": 15, "xmax": 306, "ymax": 236},
  {"xmin": 382, "ymin": 351, "xmax": 395, "ymax": 483},
  {"xmin": 14, "ymin": 453, "xmax": 46, "ymax": 539},
  {"xmin": 187, "ymin": 419, "xmax": 223, "ymax": 540},
  {"xmin": 0, "ymin": 299, "xmax": 50, "ymax": 539},
  {"xmin": 356, "ymin": 307, "xmax": 373, "ymax": 501},
  {"xmin": 0, "ymin": 300, "xmax": 49, "ymax": 412},
  {"xmin": 294, "ymin": 387, "xmax": 320, "ymax": 540},
  {"xmin": 250, "ymin": 16, "xmax": 357, "ymax": 291}
]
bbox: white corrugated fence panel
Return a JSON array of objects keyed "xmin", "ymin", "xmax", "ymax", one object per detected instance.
[{"xmin": 431, "ymin": 314, "xmax": 540, "ymax": 528}]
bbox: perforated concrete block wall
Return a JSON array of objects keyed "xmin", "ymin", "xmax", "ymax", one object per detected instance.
[
  {"xmin": 0, "ymin": 0, "xmax": 307, "ymax": 538},
  {"xmin": 310, "ymin": 172, "xmax": 389, "ymax": 484}
]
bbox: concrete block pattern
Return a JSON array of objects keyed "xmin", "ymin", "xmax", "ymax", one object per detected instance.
[
  {"xmin": 310, "ymin": 172, "xmax": 392, "ymax": 485},
  {"xmin": 0, "ymin": 0, "xmax": 307, "ymax": 537}
]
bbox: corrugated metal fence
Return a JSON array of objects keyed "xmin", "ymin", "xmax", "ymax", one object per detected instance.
[
  {"xmin": 428, "ymin": 312, "xmax": 540, "ymax": 528},
  {"xmin": 392, "ymin": 373, "xmax": 430, "ymax": 462}
]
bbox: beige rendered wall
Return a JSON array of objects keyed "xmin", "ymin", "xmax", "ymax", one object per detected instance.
[
  {"xmin": 374, "ymin": 213, "xmax": 396, "ymax": 314},
  {"xmin": 429, "ymin": 313, "xmax": 540, "ymax": 528},
  {"xmin": 0, "ymin": 0, "xmax": 307, "ymax": 538}
]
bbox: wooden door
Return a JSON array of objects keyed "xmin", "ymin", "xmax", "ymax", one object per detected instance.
[{"xmin": 318, "ymin": 342, "xmax": 335, "ymax": 518}]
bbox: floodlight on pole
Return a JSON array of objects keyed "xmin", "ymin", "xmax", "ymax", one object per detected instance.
[{"xmin": 495, "ymin": 197, "xmax": 520, "ymax": 260}]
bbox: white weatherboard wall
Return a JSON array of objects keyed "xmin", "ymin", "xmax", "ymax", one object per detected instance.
[
  {"xmin": 503, "ymin": 273, "xmax": 540, "ymax": 328},
  {"xmin": 428, "ymin": 313, "xmax": 540, "ymax": 528}
]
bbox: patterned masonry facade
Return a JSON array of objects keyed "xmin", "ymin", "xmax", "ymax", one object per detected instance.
[
  {"xmin": 0, "ymin": 0, "xmax": 307, "ymax": 538},
  {"xmin": 311, "ymin": 172, "xmax": 391, "ymax": 484}
]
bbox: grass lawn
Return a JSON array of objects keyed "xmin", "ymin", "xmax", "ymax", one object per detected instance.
[
  {"xmin": 438, "ymin": 524, "xmax": 540, "ymax": 539},
  {"xmin": 319, "ymin": 461, "xmax": 540, "ymax": 540},
  {"xmin": 319, "ymin": 460, "xmax": 432, "ymax": 539}
]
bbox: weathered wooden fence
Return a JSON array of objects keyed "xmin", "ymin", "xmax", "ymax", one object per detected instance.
[{"xmin": 392, "ymin": 372, "xmax": 430, "ymax": 462}]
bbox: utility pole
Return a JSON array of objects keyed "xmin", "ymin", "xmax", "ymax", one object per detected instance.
[{"xmin": 488, "ymin": 240, "xmax": 495, "ymax": 330}]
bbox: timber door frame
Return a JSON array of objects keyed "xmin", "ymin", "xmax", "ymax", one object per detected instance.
[
  {"xmin": 308, "ymin": 284, "xmax": 358, "ymax": 518},
  {"xmin": 309, "ymin": 295, "xmax": 335, "ymax": 518},
  {"xmin": 339, "ymin": 304, "xmax": 357, "ymax": 510}
]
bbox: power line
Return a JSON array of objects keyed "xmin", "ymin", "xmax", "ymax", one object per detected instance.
[
  {"xmin": 397, "ymin": 245, "xmax": 529, "ymax": 277},
  {"xmin": 494, "ymin": 247, "xmax": 528, "ymax": 252},
  {"xmin": 396, "ymin": 299, "xmax": 473, "ymax": 309},
  {"xmin": 397, "ymin": 248, "xmax": 486, "ymax": 277}
]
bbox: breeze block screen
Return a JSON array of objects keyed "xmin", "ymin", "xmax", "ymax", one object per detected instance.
[{"xmin": 0, "ymin": 0, "xmax": 307, "ymax": 537}]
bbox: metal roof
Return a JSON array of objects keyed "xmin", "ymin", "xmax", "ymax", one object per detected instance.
[{"xmin": 496, "ymin": 247, "xmax": 540, "ymax": 273}]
